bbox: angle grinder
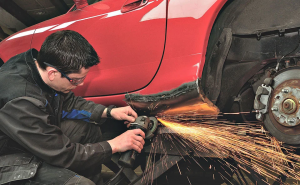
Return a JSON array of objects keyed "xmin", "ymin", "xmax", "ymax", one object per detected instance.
[{"xmin": 118, "ymin": 115, "xmax": 158, "ymax": 168}]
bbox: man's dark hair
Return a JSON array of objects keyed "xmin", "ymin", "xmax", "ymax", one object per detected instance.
[{"xmin": 37, "ymin": 30, "xmax": 100, "ymax": 74}]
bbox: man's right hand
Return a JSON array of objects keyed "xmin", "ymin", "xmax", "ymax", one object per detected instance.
[{"xmin": 107, "ymin": 129, "xmax": 145, "ymax": 154}]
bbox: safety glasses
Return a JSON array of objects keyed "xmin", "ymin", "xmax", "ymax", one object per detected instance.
[{"xmin": 43, "ymin": 62, "xmax": 86, "ymax": 86}]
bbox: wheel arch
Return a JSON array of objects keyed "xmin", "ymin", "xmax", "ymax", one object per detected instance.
[{"xmin": 201, "ymin": 0, "xmax": 300, "ymax": 111}]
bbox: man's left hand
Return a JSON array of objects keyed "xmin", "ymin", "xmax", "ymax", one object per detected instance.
[{"xmin": 109, "ymin": 106, "xmax": 138, "ymax": 122}]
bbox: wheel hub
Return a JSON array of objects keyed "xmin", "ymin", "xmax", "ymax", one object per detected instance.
[
  {"xmin": 254, "ymin": 68, "xmax": 300, "ymax": 145},
  {"xmin": 282, "ymin": 98, "xmax": 296, "ymax": 114},
  {"xmin": 271, "ymin": 85, "xmax": 300, "ymax": 127}
]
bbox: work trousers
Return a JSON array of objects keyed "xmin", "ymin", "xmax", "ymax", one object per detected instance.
[{"xmin": 8, "ymin": 119, "xmax": 105, "ymax": 185}]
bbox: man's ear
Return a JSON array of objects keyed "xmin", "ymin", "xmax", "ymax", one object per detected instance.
[{"xmin": 47, "ymin": 69, "xmax": 57, "ymax": 81}]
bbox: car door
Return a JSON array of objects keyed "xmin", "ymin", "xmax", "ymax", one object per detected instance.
[{"xmin": 30, "ymin": 0, "xmax": 167, "ymax": 97}]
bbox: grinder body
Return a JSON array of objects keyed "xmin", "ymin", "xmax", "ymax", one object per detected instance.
[{"xmin": 118, "ymin": 116, "xmax": 157, "ymax": 168}]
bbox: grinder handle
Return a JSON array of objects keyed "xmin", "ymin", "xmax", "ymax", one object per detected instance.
[
  {"xmin": 118, "ymin": 130, "xmax": 144, "ymax": 168},
  {"xmin": 118, "ymin": 150, "xmax": 137, "ymax": 168}
]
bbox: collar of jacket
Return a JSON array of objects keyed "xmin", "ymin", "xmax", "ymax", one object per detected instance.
[{"xmin": 24, "ymin": 49, "xmax": 55, "ymax": 94}]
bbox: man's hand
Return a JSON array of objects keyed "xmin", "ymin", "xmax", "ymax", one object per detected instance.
[
  {"xmin": 107, "ymin": 129, "xmax": 145, "ymax": 154},
  {"xmin": 108, "ymin": 106, "xmax": 138, "ymax": 122}
]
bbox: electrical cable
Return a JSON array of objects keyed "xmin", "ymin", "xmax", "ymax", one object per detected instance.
[{"xmin": 104, "ymin": 166, "xmax": 125, "ymax": 185}]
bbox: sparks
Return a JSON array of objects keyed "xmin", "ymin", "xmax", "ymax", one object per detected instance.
[
  {"xmin": 139, "ymin": 94, "xmax": 300, "ymax": 184},
  {"xmin": 148, "ymin": 95, "xmax": 300, "ymax": 184},
  {"xmin": 156, "ymin": 116, "xmax": 300, "ymax": 184}
]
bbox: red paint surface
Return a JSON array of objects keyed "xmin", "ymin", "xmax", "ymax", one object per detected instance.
[{"xmin": 0, "ymin": 0, "xmax": 227, "ymax": 106}]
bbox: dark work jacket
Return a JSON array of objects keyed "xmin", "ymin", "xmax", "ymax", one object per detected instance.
[{"xmin": 0, "ymin": 49, "xmax": 112, "ymax": 184}]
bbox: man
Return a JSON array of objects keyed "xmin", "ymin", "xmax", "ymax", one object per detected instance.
[{"xmin": 0, "ymin": 30, "xmax": 145, "ymax": 185}]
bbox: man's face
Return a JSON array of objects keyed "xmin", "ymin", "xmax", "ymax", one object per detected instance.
[{"xmin": 51, "ymin": 67, "xmax": 90, "ymax": 93}]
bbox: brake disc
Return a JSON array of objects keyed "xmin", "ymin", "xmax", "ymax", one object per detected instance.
[{"xmin": 255, "ymin": 67, "xmax": 300, "ymax": 145}]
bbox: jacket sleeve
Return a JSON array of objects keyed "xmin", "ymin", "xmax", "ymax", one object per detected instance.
[
  {"xmin": 0, "ymin": 97, "xmax": 112, "ymax": 172},
  {"xmin": 62, "ymin": 92, "xmax": 107, "ymax": 124}
]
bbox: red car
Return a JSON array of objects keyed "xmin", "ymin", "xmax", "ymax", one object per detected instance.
[{"xmin": 1, "ymin": 0, "xmax": 300, "ymax": 183}]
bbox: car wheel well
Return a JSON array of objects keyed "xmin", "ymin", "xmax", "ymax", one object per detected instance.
[{"xmin": 202, "ymin": 0, "xmax": 300, "ymax": 113}]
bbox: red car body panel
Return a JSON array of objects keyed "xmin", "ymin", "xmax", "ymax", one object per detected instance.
[{"xmin": 0, "ymin": 0, "xmax": 227, "ymax": 107}]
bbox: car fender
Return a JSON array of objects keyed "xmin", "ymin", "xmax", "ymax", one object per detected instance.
[
  {"xmin": 86, "ymin": 0, "xmax": 228, "ymax": 106},
  {"xmin": 130, "ymin": 0, "xmax": 228, "ymax": 94}
]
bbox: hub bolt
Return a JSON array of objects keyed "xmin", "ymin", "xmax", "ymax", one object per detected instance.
[
  {"xmin": 288, "ymin": 119, "xmax": 295, "ymax": 125},
  {"xmin": 282, "ymin": 89, "xmax": 289, "ymax": 93},
  {"xmin": 271, "ymin": 107, "xmax": 278, "ymax": 111}
]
